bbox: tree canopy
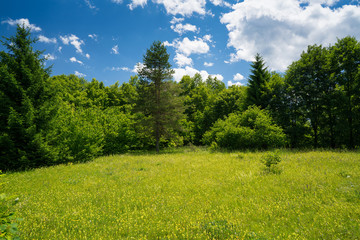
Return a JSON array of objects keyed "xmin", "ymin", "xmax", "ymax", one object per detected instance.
[{"xmin": 1, "ymin": 26, "xmax": 359, "ymax": 171}]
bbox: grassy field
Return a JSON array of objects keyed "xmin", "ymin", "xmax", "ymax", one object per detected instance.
[{"xmin": 3, "ymin": 149, "xmax": 360, "ymax": 239}]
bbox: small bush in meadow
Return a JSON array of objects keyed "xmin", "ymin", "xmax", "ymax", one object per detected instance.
[{"xmin": 261, "ymin": 151, "xmax": 282, "ymax": 174}]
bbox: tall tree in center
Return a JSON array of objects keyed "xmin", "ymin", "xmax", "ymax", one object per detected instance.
[
  {"xmin": 246, "ymin": 53, "xmax": 270, "ymax": 109},
  {"xmin": 137, "ymin": 41, "xmax": 183, "ymax": 152}
]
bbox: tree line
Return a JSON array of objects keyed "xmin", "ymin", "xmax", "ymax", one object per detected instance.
[{"xmin": 1, "ymin": 25, "xmax": 359, "ymax": 171}]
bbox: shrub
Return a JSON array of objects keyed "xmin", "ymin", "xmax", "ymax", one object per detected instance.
[
  {"xmin": 203, "ymin": 106, "xmax": 286, "ymax": 150},
  {"xmin": 0, "ymin": 171, "xmax": 20, "ymax": 239},
  {"xmin": 261, "ymin": 151, "xmax": 282, "ymax": 174}
]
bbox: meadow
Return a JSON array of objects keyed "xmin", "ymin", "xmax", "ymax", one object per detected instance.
[{"xmin": 3, "ymin": 149, "xmax": 360, "ymax": 239}]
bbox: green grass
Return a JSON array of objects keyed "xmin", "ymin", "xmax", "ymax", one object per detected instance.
[{"xmin": 3, "ymin": 149, "xmax": 360, "ymax": 239}]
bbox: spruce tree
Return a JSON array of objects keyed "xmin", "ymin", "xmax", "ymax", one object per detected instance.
[
  {"xmin": 0, "ymin": 25, "xmax": 52, "ymax": 170},
  {"xmin": 137, "ymin": 41, "xmax": 183, "ymax": 152},
  {"xmin": 246, "ymin": 53, "xmax": 270, "ymax": 109}
]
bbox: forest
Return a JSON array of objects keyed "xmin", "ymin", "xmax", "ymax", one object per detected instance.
[{"xmin": 1, "ymin": 25, "xmax": 360, "ymax": 171}]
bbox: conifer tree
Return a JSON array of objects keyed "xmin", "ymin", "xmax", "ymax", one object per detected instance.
[
  {"xmin": 0, "ymin": 25, "xmax": 52, "ymax": 170},
  {"xmin": 246, "ymin": 53, "xmax": 270, "ymax": 109},
  {"xmin": 137, "ymin": 41, "xmax": 183, "ymax": 152}
]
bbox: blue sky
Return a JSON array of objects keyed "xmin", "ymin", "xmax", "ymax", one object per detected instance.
[{"xmin": 1, "ymin": 0, "xmax": 359, "ymax": 86}]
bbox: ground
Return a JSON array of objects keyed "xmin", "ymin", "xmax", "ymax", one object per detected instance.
[{"xmin": 3, "ymin": 149, "xmax": 360, "ymax": 239}]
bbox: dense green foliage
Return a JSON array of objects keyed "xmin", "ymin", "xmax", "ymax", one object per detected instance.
[
  {"xmin": 203, "ymin": 106, "xmax": 286, "ymax": 150},
  {"xmin": 1, "ymin": 171, "xmax": 20, "ymax": 240},
  {"xmin": 3, "ymin": 150, "xmax": 360, "ymax": 239},
  {"xmin": 0, "ymin": 26, "xmax": 54, "ymax": 170},
  {"xmin": 0, "ymin": 25, "xmax": 359, "ymax": 171},
  {"xmin": 285, "ymin": 37, "xmax": 360, "ymax": 148}
]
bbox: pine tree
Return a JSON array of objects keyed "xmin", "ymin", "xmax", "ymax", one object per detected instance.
[
  {"xmin": 137, "ymin": 41, "xmax": 184, "ymax": 152},
  {"xmin": 246, "ymin": 53, "xmax": 270, "ymax": 109},
  {"xmin": 0, "ymin": 25, "xmax": 52, "ymax": 170}
]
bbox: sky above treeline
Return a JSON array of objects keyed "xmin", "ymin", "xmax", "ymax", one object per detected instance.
[{"xmin": 1, "ymin": 0, "xmax": 359, "ymax": 86}]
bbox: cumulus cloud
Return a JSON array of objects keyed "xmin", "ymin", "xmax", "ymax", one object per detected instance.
[
  {"xmin": 166, "ymin": 36, "xmax": 212, "ymax": 67},
  {"xmin": 75, "ymin": 71, "xmax": 86, "ymax": 78},
  {"xmin": 173, "ymin": 66, "xmax": 223, "ymax": 82},
  {"xmin": 111, "ymin": 45, "xmax": 119, "ymax": 54},
  {"xmin": 220, "ymin": 0, "xmax": 360, "ymax": 71},
  {"xmin": 70, "ymin": 57, "xmax": 83, "ymax": 65},
  {"xmin": 128, "ymin": 0, "xmax": 148, "ymax": 10},
  {"xmin": 174, "ymin": 53, "xmax": 193, "ymax": 67},
  {"xmin": 114, "ymin": 0, "xmax": 207, "ymax": 16},
  {"xmin": 170, "ymin": 17, "xmax": 198, "ymax": 35},
  {"xmin": 233, "ymin": 73, "xmax": 244, "ymax": 81},
  {"xmin": 156, "ymin": 0, "xmax": 206, "ymax": 16},
  {"xmin": 175, "ymin": 37, "xmax": 210, "ymax": 56},
  {"xmin": 88, "ymin": 34, "xmax": 98, "ymax": 41},
  {"xmin": 171, "ymin": 23, "xmax": 198, "ymax": 35},
  {"xmin": 227, "ymin": 80, "xmax": 243, "ymax": 87},
  {"xmin": 126, "ymin": 0, "xmax": 205, "ymax": 16},
  {"xmin": 44, "ymin": 53, "xmax": 56, "ymax": 61},
  {"xmin": 204, "ymin": 62, "xmax": 214, "ymax": 67},
  {"xmin": 60, "ymin": 34, "xmax": 85, "ymax": 54},
  {"xmin": 85, "ymin": 53, "xmax": 90, "ymax": 59},
  {"xmin": 38, "ymin": 35, "xmax": 57, "ymax": 44},
  {"xmin": 209, "ymin": 0, "xmax": 231, "ymax": 7},
  {"xmin": 2, "ymin": 18, "xmax": 41, "ymax": 32}
]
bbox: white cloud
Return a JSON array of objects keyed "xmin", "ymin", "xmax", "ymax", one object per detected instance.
[
  {"xmin": 163, "ymin": 40, "xmax": 175, "ymax": 47},
  {"xmin": 75, "ymin": 71, "xmax": 86, "ymax": 78},
  {"xmin": 176, "ymin": 37, "xmax": 210, "ymax": 56},
  {"xmin": 171, "ymin": 23, "xmax": 198, "ymax": 35},
  {"xmin": 2, "ymin": 18, "xmax": 41, "ymax": 32},
  {"xmin": 202, "ymin": 34, "xmax": 213, "ymax": 43},
  {"xmin": 60, "ymin": 34, "xmax": 84, "ymax": 54},
  {"xmin": 153, "ymin": 0, "xmax": 206, "ymax": 16},
  {"xmin": 84, "ymin": 0, "xmax": 96, "ymax": 9},
  {"xmin": 220, "ymin": 0, "xmax": 360, "ymax": 71},
  {"xmin": 38, "ymin": 35, "xmax": 57, "ymax": 44},
  {"xmin": 111, "ymin": 66, "xmax": 131, "ymax": 71},
  {"xmin": 227, "ymin": 80, "xmax": 243, "ymax": 87},
  {"xmin": 44, "ymin": 53, "xmax": 56, "ymax": 61},
  {"xmin": 58, "ymin": 46, "xmax": 62, "ymax": 52},
  {"xmin": 88, "ymin": 34, "xmax": 98, "ymax": 41},
  {"xmin": 128, "ymin": 0, "xmax": 148, "ymax": 10},
  {"xmin": 111, "ymin": 45, "xmax": 119, "ymax": 54},
  {"xmin": 110, "ymin": 63, "xmax": 143, "ymax": 73},
  {"xmin": 209, "ymin": 0, "xmax": 231, "ymax": 7},
  {"xmin": 170, "ymin": 17, "xmax": 184, "ymax": 24},
  {"xmin": 70, "ymin": 57, "xmax": 83, "ymax": 65},
  {"xmin": 233, "ymin": 73, "xmax": 244, "ymax": 81},
  {"xmin": 173, "ymin": 66, "xmax": 223, "ymax": 82},
  {"xmin": 85, "ymin": 53, "xmax": 90, "ymax": 59},
  {"xmin": 115, "ymin": 0, "xmax": 207, "ymax": 16},
  {"xmin": 166, "ymin": 36, "xmax": 212, "ymax": 67},
  {"xmin": 204, "ymin": 62, "xmax": 214, "ymax": 67},
  {"xmin": 174, "ymin": 53, "xmax": 193, "ymax": 67}
]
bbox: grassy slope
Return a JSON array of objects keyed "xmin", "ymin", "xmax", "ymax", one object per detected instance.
[{"xmin": 3, "ymin": 150, "xmax": 360, "ymax": 239}]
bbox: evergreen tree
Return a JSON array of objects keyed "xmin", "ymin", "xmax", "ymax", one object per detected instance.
[
  {"xmin": 246, "ymin": 53, "xmax": 270, "ymax": 109},
  {"xmin": 0, "ymin": 25, "xmax": 53, "ymax": 170},
  {"xmin": 137, "ymin": 41, "xmax": 184, "ymax": 152}
]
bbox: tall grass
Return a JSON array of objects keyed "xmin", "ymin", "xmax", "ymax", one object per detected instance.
[{"xmin": 3, "ymin": 150, "xmax": 360, "ymax": 239}]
